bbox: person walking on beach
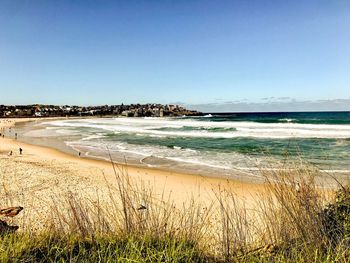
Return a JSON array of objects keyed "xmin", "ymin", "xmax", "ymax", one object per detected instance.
[
  {"xmin": 19, "ymin": 148, "xmax": 22, "ymax": 155},
  {"xmin": 8, "ymin": 151, "xmax": 12, "ymax": 156}
]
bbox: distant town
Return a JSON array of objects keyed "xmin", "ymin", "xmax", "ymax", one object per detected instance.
[{"xmin": 0, "ymin": 104, "xmax": 202, "ymax": 118}]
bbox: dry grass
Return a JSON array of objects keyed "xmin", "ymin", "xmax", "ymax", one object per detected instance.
[{"xmin": 0, "ymin": 159, "xmax": 349, "ymax": 262}]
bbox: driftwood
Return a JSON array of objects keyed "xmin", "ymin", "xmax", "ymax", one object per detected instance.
[
  {"xmin": 0, "ymin": 206, "xmax": 23, "ymax": 217},
  {"xmin": 0, "ymin": 206, "xmax": 23, "ymax": 234}
]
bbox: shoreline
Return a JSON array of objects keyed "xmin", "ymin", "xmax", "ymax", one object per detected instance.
[
  {"xmin": 2, "ymin": 117, "xmax": 347, "ymax": 188},
  {"xmin": 13, "ymin": 117, "xmax": 267, "ymax": 184},
  {"xmin": 0, "ymin": 118, "xmax": 268, "ymax": 217},
  {"xmin": 10, "ymin": 117, "xmax": 350, "ymax": 188}
]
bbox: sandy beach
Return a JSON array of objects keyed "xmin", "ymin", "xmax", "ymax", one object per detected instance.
[{"xmin": 0, "ymin": 118, "xmax": 267, "ymax": 230}]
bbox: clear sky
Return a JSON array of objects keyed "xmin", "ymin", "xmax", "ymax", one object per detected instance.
[{"xmin": 0, "ymin": 0, "xmax": 349, "ymax": 110}]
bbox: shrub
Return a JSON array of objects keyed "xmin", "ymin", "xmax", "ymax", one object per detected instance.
[{"xmin": 321, "ymin": 186, "xmax": 350, "ymax": 246}]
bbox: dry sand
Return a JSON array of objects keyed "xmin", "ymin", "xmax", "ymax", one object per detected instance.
[{"xmin": 0, "ymin": 118, "xmax": 267, "ymax": 231}]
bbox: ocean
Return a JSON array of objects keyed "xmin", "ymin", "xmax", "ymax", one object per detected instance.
[{"xmin": 20, "ymin": 111, "xmax": 350, "ymax": 181}]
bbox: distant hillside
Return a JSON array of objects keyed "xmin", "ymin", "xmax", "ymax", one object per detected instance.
[{"xmin": 0, "ymin": 104, "xmax": 203, "ymax": 118}]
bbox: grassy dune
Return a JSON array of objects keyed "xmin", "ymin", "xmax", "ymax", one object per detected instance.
[{"xmin": 0, "ymin": 161, "xmax": 349, "ymax": 262}]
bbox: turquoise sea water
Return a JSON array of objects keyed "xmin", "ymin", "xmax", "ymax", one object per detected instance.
[{"xmin": 22, "ymin": 112, "xmax": 350, "ymax": 177}]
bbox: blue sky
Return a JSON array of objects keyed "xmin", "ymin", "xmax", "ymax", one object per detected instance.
[{"xmin": 0, "ymin": 0, "xmax": 349, "ymax": 110}]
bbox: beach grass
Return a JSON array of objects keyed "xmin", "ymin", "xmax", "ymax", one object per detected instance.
[{"xmin": 0, "ymin": 161, "xmax": 349, "ymax": 262}]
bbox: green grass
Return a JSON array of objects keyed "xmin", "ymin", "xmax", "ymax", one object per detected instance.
[
  {"xmin": 1, "ymin": 231, "xmax": 349, "ymax": 262},
  {"xmin": 0, "ymin": 233, "xmax": 210, "ymax": 263}
]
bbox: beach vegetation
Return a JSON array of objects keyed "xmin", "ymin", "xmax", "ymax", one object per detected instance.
[{"xmin": 0, "ymin": 161, "xmax": 349, "ymax": 262}]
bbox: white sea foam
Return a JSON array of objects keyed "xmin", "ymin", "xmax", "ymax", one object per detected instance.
[
  {"xmin": 81, "ymin": 133, "xmax": 106, "ymax": 141},
  {"xmin": 278, "ymin": 118, "xmax": 295, "ymax": 123},
  {"xmin": 44, "ymin": 118, "xmax": 350, "ymax": 139},
  {"xmin": 165, "ymin": 156, "xmax": 231, "ymax": 170},
  {"xmin": 64, "ymin": 137, "xmax": 247, "ymax": 169}
]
